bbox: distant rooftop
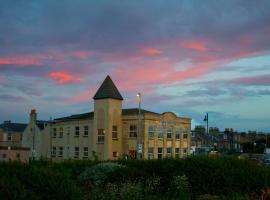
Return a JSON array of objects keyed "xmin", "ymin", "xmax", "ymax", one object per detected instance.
[{"xmin": 0, "ymin": 121, "xmax": 27, "ymax": 132}]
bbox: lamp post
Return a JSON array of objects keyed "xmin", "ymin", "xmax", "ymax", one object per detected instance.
[
  {"xmin": 204, "ymin": 113, "xmax": 209, "ymax": 135},
  {"xmin": 204, "ymin": 113, "xmax": 209, "ymax": 152},
  {"xmin": 136, "ymin": 93, "xmax": 142, "ymax": 159}
]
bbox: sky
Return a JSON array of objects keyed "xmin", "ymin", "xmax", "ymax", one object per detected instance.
[{"xmin": 0, "ymin": 0, "xmax": 270, "ymax": 132}]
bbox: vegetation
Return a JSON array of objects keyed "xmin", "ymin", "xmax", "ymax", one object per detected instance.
[{"xmin": 0, "ymin": 157, "xmax": 269, "ymax": 199}]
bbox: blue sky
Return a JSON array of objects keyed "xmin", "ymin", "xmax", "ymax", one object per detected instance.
[{"xmin": 0, "ymin": 0, "xmax": 270, "ymax": 132}]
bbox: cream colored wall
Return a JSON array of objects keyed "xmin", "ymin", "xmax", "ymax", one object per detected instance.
[
  {"xmin": 50, "ymin": 119, "xmax": 93, "ymax": 161},
  {"xmin": 93, "ymin": 99, "xmax": 122, "ymax": 160},
  {"xmin": 0, "ymin": 128, "xmax": 22, "ymax": 147},
  {"xmin": 22, "ymin": 124, "xmax": 43, "ymax": 159},
  {"xmin": 122, "ymin": 112, "xmax": 191, "ymax": 160}
]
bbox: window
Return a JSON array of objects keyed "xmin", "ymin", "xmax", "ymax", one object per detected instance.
[
  {"xmin": 183, "ymin": 148, "xmax": 187, "ymax": 157},
  {"xmin": 183, "ymin": 128, "xmax": 188, "ymax": 139},
  {"xmin": 158, "ymin": 127, "xmax": 163, "ymax": 139},
  {"xmin": 166, "ymin": 147, "xmax": 172, "ymax": 158},
  {"xmin": 167, "ymin": 128, "xmax": 172, "ymax": 139},
  {"xmin": 175, "ymin": 148, "xmax": 180, "ymax": 158},
  {"xmin": 83, "ymin": 147, "xmax": 88, "ymax": 158},
  {"xmin": 98, "ymin": 129, "xmax": 105, "ymax": 143},
  {"xmin": 58, "ymin": 147, "xmax": 63, "ymax": 157},
  {"xmin": 148, "ymin": 147, "xmax": 154, "ymax": 160},
  {"xmin": 75, "ymin": 126, "xmax": 80, "ymax": 137},
  {"xmin": 158, "ymin": 147, "xmax": 163, "ymax": 160},
  {"xmin": 7, "ymin": 134, "xmax": 12, "ymax": 141},
  {"xmin": 129, "ymin": 125, "xmax": 137, "ymax": 138},
  {"xmin": 112, "ymin": 126, "xmax": 118, "ymax": 139},
  {"xmin": 59, "ymin": 127, "xmax": 63, "ymax": 138},
  {"xmin": 74, "ymin": 147, "xmax": 79, "ymax": 159},
  {"xmin": 176, "ymin": 128, "xmax": 180, "ymax": 140},
  {"xmin": 53, "ymin": 128, "xmax": 57, "ymax": 138},
  {"xmin": 148, "ymin": 126, "xmax": 154, "ymax": 139},
  {"xmin": 51, "ymin": 147, "xmax": 56, "ymax": 157},
  {"xmin": 113, "ymin": 152, "xmax": 118, "ymax": 158},
  {"xmin": 83, "ymin": 126, "xmax": 88, "ymax": 137}
]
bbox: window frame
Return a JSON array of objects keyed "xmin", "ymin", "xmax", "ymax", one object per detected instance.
[
  {"xmin": 53, "ymin": 128, "xmax": 57, "ymax": 138},
  {"xmin": 97, "ymin": 129, "xmax": 105, "ymax": 143},
  {"xmin": 148, "ymin": 147, "xmax": 154, "ymax": 160},
  {"xmin": 83, "ymin": 126, "xmax": 89, "ymax": 137},
  {"xmin": 148, "ymin": 126, "xmax": 154, "ymax": 139},
  {"xmin": 158, "ymin": 127, "xmax": 163, "ymax": 139},
  {"xmin": 166, "ymin": 147, "xmax": 172, "ymax": 158},
  {"xmin": 167, "ymin": 128, "xmax": 173, "ymax": 139},
  {"xmin": 51, "ymin": 146, "xmax": 56, "ymax": 158},
  {"xmin": 83, "ymin": 147, "xmax": 88, "ymax": 158},
  {"xmin": 75, "ymin": 126, "xmax": 80, "ymax": 137},
  {"xmin": 158, "ymin": 147, "xmax": 163, "ymax": 160},
  {"xmin": 175, "ymin": 128, "xmax": 180, "ymax": 140},
  {"xmin": 175, "ymin": 148, "xmax": 180, "ymax": 158},
  {"xmin": 58, "ymin": 146, "xmax": 63, "ymax": 157},
  {"xmin": 129, "ymin": 124, "xmax": 137, "ymax": 138},
  {"xmin": 112, "ymin": 125, "xmax": 118, "ymax": 140},
  {"xmin": 74, "ymin": 147, "xmax": 79, "ymax": 159},
  {"xmin": 59, "ymin": 127, "xmax": 63, "ymax": 138},
  {"xmin": 183, "ymin": 128, "xmax": 188, "ymax": 139}
]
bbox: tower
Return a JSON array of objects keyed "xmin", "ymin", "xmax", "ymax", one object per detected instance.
[{"xmin": 92, "ymin": 75, "xmax": 123, "ymax": 160}]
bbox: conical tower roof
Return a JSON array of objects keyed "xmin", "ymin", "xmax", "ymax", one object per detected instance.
[{"xmin": 93, "ymin": 75, "xmax": 123, "ymax": 100}]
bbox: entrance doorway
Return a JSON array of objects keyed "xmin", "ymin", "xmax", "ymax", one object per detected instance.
[{"xmin": 128, "ymin": 150, "xmax": 137, "ymax": 160}]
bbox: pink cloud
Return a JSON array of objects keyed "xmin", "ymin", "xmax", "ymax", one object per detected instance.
[
  {"xmin": 65, "ymin": 87, "xmax": 96, "ymax": 103},
  {"xmin": 142, "ymin": 48, "xmax": 163, "ymax": 55},
  {"xmin": 180, "ymin": 41, "xmax": 208, "ymax": 51},
  {"xmin": 0, "ymin": 56, "xmax": 41, "ymax": 65},
  {"xmin": 49, "ymin": 71, "xmax": 81, "ymax": 85},
  {"xmin": 69, "ymin": 50, "xmax": 92, "ymax": 59}
]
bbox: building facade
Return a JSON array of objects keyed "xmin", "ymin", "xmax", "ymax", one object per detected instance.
[
  {"xmin": 23, "ymin": 76, "xmax": 192, "ymax": 161},
  {"xmin": 0, "ymin": 121, "xmax": 29, "ymax": 162}
]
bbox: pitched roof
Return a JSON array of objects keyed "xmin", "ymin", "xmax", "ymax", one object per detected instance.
[
  {"xmin": 53, "ymin": 108, "xmax": 159, "ymax": 122},
  {"xmin": 122, "ymin": 108, "xmax": 160, "ymax": 116},
  {"xmin": 0, "ymin": 122, "xmax": 27, "ymax": 133},
  {"xmin": 93, "ymin": 75, "xmax": 123, "ymax": 100},
  {"xmin": 54, "ymin": 112, "xmax": 94, "ymax": 121},
  {"xmin": 36, "ymin": 120, "xmax": 48, "ymax": 130}
]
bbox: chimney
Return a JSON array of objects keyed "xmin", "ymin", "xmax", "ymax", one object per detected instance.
[{"xmin": 30, "ymin": 109, "xmax": 37, "ymax": 124}]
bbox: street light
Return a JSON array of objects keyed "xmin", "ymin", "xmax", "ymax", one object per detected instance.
[
  {"xmin": 203, "ymin": 113, "xmax": 209, "ymax": 135},
  {"xmin": 136, "ymin": 93, "xmax": 142, "ymax": 159},
  {"xmin": 204, "ymin": 113, "xmax": 209, "ymax": 152}
]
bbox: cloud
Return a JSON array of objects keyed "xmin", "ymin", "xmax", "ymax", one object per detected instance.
[
  {"xmin": 231, "ymin": 74, "xmax": 270, "ymax": 86},
  {"xmin": 142, "ymin": 48, "xmax": 163, "ymax": 55},
  {"xmin": 0, "ymin": 94, "xmax": 27, "ymax": 102},
  {"xmin": 0, "ymin": 56, "xmax": 41, "ymax": 65},
  {"xmin": 180, "ymin": 41, "xmax": 208, "ymax": 52},
  {"xmin": 49, "ymin": 71, "xmax": 81, "ymax": 85}
]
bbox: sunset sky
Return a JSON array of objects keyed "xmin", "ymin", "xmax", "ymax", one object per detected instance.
[{"xmin": 1, "ymin": 1, "xmax": 270, "ymax": 132}]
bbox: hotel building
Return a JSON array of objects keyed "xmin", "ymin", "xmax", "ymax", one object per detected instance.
[{"xmin": 22, "ymin": 76, "xmax": 192, "ymax": 160}]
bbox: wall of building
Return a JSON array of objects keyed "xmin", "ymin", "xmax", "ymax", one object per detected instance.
[
  {"xmin": 0, "ymin": 147, "xmax": 30, "ymax": 163},
  {"xmin": 122, "ymin": 112, "xmax": 191, "ymax": 160},
  {"xmin": 50, "ymin": 119, "xmax": 93, "ymax": 161},
  {"xmin": 0, "ymin": 129, "xmax": 22, "ymax": 147}
]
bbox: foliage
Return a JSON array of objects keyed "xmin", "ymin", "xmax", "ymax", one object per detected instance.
[{"xmin": 0, "ymin": 157, "xmax": 270, "ymax": 199}]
